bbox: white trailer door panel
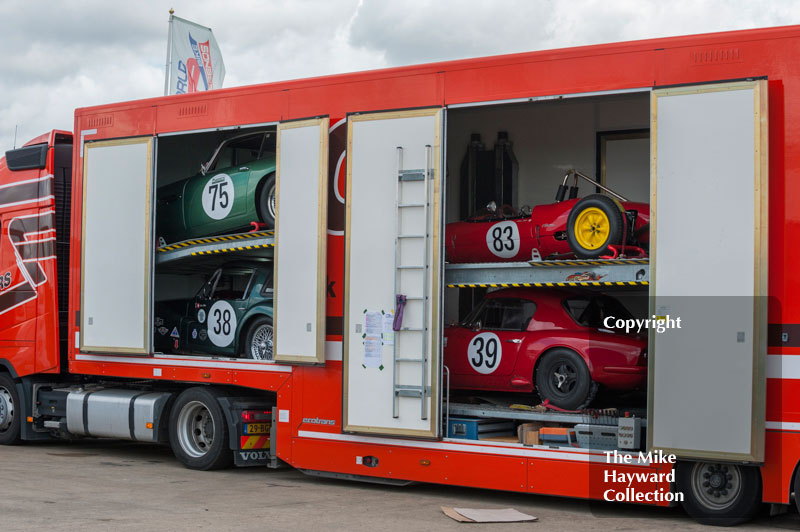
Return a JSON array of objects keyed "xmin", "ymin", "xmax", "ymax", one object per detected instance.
[
  {"xmin": 343, "ymin": 109, "xmax": 443, "ymax": 438},
  {"xmin": 274, "ymin": 118, "xmax": 329, "ymax": 364},
  {"xmin": 81, "ymin": 138, "xmax": 154, "ymax": 354},
  {"xmin": 649, "ymin": 81, "xmax": 768, "ymax": 462}
]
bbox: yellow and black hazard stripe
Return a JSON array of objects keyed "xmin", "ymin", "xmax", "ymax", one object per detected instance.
[
  {"xmin": 157, "ymin": 231, "xmax": 275, "ymax": 252},
  {"xmin": 191, "ymin": 242, "xmax": 274, "ymax": 256},
  {"xmin": 447, "ymin": 281, "xmax": 649, "ymax": 288},
  {"xmin": 528, "ymin": 259, "xmax": 648, "ymax": 267}
]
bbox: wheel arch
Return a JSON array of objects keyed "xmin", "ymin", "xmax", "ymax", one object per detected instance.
[
  {"xmin": 236, "ymin": 310, "xmax": 272, "ymax": 354},
  {"xmin": 532, "ymin": 344, "xmax": 592, "ymax": 381},
  {"xmin": 0, "ymin": 359, "xmax": 20, "ymax": 379}
]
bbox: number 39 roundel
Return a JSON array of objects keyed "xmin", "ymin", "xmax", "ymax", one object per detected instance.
[
  {"xmin": 467, "ymin": 332, "xmax": 502, "ymax": 374},
  {"xmin": 202, "ymin": 174, "xmax": 234, "ymax": 220},
  {"xmin": 207, "ymin": 300, "xmax": 237, "ymax": 347},
  {"xmin": 486, "ymin": 221, "xmax": 519, "ymax": 259}
]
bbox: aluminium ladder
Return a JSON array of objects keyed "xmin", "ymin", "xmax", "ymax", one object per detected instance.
[{"xmin": 392, "ymin": 146, "xmax": 432, "ymax": 420}]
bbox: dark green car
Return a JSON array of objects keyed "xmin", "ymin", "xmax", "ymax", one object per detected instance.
[
  {"xmin": 154, "ymin": 262, "xmax": 274, "ymax": 360},
  {"xmin": 157, "ymin": 131, "xmax": 276, "ymax": 244}
]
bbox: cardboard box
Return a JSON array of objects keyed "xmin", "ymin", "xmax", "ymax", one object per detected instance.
[{"xmin": 517, "ymin": 422, "xmax": 545, "ymax": 446}]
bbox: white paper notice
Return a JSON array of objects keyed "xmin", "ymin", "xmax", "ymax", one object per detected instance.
[
  {"xmin": 365, "ymin": 311, "xmax": 382, "ymax": 336},
  {"xmin": 363, "ymin": 336, "xmax": 382, "ymax": 368},
  {"xmin": 382, "ymin": 312, "xmax": 395, "ymax": 345}
]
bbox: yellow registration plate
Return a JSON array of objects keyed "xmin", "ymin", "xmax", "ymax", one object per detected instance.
[{"xmin": 245, "ymin": 423, "xmax": 271, "ymax": 435}]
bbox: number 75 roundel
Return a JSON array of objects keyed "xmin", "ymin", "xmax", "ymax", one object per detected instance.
[{"xmin": 467, "ymin": 332, "xmax": 502, "ymax": 374}]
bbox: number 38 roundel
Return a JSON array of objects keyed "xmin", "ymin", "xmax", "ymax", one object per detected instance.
[
  {"xmin": 467, "ymin": 332, "xmax": 502, "ymax": 374},
  {"xmin": 485, "ymin": 221, "xmax": 520, "ymax": 259},
  {"xmin": 207, "ymin": 300, "xmax": 237, "ymax": 347}
]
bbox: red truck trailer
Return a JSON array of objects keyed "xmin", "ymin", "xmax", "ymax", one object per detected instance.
[{"xmin": 0, "ymin": 24, "xmax": 795, "ymax": 526}]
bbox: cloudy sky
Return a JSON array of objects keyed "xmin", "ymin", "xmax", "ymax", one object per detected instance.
[{"xmin": 1, "ymin": 0, "xmax": 798, "ymax": 150}]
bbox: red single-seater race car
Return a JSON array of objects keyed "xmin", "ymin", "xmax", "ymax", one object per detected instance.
[
  {"xmin": 445, "ymin": 170, "xmax": 650, "ymax": 263},
  {"xmin": 443, "ymin": 288, "xmax": 647, "ymax": 409}
]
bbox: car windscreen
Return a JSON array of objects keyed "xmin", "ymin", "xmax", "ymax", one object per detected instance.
[
  {"xmin": 210, "ymin": 134, "xmax": 265, "ymax": 172},
  {"xmin": 213, "ymin": 269, "xmax": 254, "ymax": 300},
  {"xmin": 461, "ymin": 297, "xmax": 536, "ymax": 331},
  {"xmin": 563, "ymin": 295, "xmax": 633, "ymax": 329}
]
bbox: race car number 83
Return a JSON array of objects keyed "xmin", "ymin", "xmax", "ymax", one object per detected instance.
[
  {"xmin": 468, "ymin": 332, "xmax": 502, "ymax": 374},
  {"xmin": 486, "ymin": 221, "xmax": 519, "ymax": 259}
]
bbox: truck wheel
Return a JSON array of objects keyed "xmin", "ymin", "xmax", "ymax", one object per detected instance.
[
  {"xmin": 534, "ymin": 349, "xmax": 597, "ymax": 410},
  {"xmin": 256, "ymin": 173, "xmax": 276, "ymax": 229},
  {"xmin": 169, "ymin": 387, "xmax": 232, "ymax": 470},
  {"xmin": 566, "ymin": 194, "xmax": 624, "ymax": 258},
  {"xmin": 244, "ymin": 316, "xmax": 273, "ymax": 361},
  {"xmin": 0, "ymin": 373, "xmax": 21, "ymax": 445},
  {"xmin": 676, "ymin": 461, "xmax": 762, "ymax": 526}
]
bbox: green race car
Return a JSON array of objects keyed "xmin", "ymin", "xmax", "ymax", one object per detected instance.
[
  {"xmin": 157, "ymin": 131, "xmax": 276, "ymax": 244},
  {"xmin": 154, "ymin": 261, "xmax": 274, "ymax": 360}
]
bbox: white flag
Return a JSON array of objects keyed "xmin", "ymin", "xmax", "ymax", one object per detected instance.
[{"xmin": 165, "ymin": 15, "xmax": 225, "ymax": 95}]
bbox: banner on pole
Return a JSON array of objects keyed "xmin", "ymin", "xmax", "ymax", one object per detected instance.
[{"xmin": 166, "ymin": 15, "xmax": 225, "ymax": 95}]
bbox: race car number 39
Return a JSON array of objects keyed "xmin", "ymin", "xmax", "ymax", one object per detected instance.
[{"xmin": 467, "ymin": 332, "xmax": 502, "ymax": 374}]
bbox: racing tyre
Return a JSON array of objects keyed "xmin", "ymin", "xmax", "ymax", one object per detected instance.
[
  {"xmin": 535, "ymin": 348, "xmax": 597, "ymax": 410},
  {"xmin": 169, "ymin": 387, "xmax": 233, "ymax": 470},
  {"xmin": 244, "ymin": 316, "xmax": 274, "ymax": 361},
  {"xmin": 566, "ymin": 194, "xmax": 625, "ymax": 259},
  {"xmin": 0, "ymin": 373, "xmax": 21, "ymax": 445},
  {"xmin": 256, "ymin": 173, "xmax": 277, "ymax": 229},
  {"xmin": 677, "ymin": 461, "xmax": 762, "ymax": 526}
]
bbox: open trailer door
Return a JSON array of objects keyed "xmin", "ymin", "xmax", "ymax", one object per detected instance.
[
  {"xmin": 649, "ymin": 81, "xmax": 768, "ymax": 462},
  {"xmin": 81, "ymin": 137, "xmax": 154, "ymax": 354},
  {"xmin": 274, "ymin": 118, "xmax": 329, "ymax": 364},
  {"xmin": 343, "ymin": 108, "xmax": 443, "ymax": 437}
]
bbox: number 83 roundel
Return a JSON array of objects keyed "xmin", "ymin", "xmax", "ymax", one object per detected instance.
[{"xmin": 467, "ymin": 332, "xmax": 502, "ymax": 374}]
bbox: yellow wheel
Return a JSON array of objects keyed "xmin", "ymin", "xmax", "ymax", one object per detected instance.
[
  {"xmin": 566, "ymin": 194, "xmax": 624, "ymax": 258},
  {"xmin": 573, "ymin": 207, "xmax": 611, "ymax": 250}
]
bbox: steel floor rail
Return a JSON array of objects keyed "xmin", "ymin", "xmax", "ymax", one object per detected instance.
[
  {"xmin": 447, "ymin": 402, "xmax": 647, "ymax": 427},
  {"xmin": 445, "ymin": 259, "xmax": 649, "ymax": 288},
  {"xmin": 156, "ymin": 230, "xmax": 274, "ymax": 264}
]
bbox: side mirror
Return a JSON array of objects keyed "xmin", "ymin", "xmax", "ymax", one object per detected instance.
[{"xmin": 472, "ymin": 320, "xmax": 482, "ymax": 332}]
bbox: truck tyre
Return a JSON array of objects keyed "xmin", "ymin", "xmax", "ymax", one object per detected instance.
[
  {"xmin": 676, "ymin": 461, "xmax": 762, "ymax": 526},
  {"xmin": 256, "ymin": 173, "xmax": 276, "ymax": 229},
  {"xmin": 244, "ymin": 316, "xmax": 273, "ymax": 361},
  {"xmin": 0, "ymin": 373, "xmax": 21, "ymax": 445},
  {"xmin": 169, "ymin": 387, "xmax": 233, "ymax": 470},
  {"xmin": 535, "ymin": 348, "xmax": 597, "ymax": 410},
  {"xmin": 566, "ymin": 194, "xmax": 625, "ymax": 259}
]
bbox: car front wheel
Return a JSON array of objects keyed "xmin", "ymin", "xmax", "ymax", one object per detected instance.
[
  {"xmin": 566, "ymin": 194, "xmax": 625, "ymax": 258},
  {"xmin": 535, "ymin": 348, "xmax": 597, "ymax": 410},
  {"xmin": 256, "ymin": 173, "xmax": 276, "ymax": 229},
  {"xmin": 244, "ymin": 316, "xmax": 274, "ymax": 361}
]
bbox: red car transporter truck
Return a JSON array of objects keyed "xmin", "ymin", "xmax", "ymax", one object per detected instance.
[{"xmin": 0, "ymin": 25, "xmax": 797, "ymax": 526}]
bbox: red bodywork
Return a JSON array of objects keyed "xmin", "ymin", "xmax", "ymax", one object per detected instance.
[
  {"xmin": 443, "ymin": 288, "xmax": 647, "ymax": 394},
  {"xmin": 3, "ymin": 26, "xmax": 800, "ymax": 507},
  {"xmin": 445, "ymin": 198, "xmax": 650, "ymax": 263}
]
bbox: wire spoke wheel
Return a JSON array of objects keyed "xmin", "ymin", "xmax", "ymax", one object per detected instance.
[
  {"xmin": 176, "ymin": 401, "xmax": 215, "ymax": 459},
  {"xmin": 267, "ymin": 182, "xmax": 276, "ymax": 220},
  {"xmin": 250, "ymin": 323, "xmax": 274, "ymax": 361}
]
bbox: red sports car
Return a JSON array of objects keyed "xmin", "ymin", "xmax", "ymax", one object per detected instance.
[
  {"xmin": 443, "ymin": 288, "xmax": 647, "ymax": 409},
  {"xmin": 445, "ymin": 170, "xmax": 650, "ymax": 263}
]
